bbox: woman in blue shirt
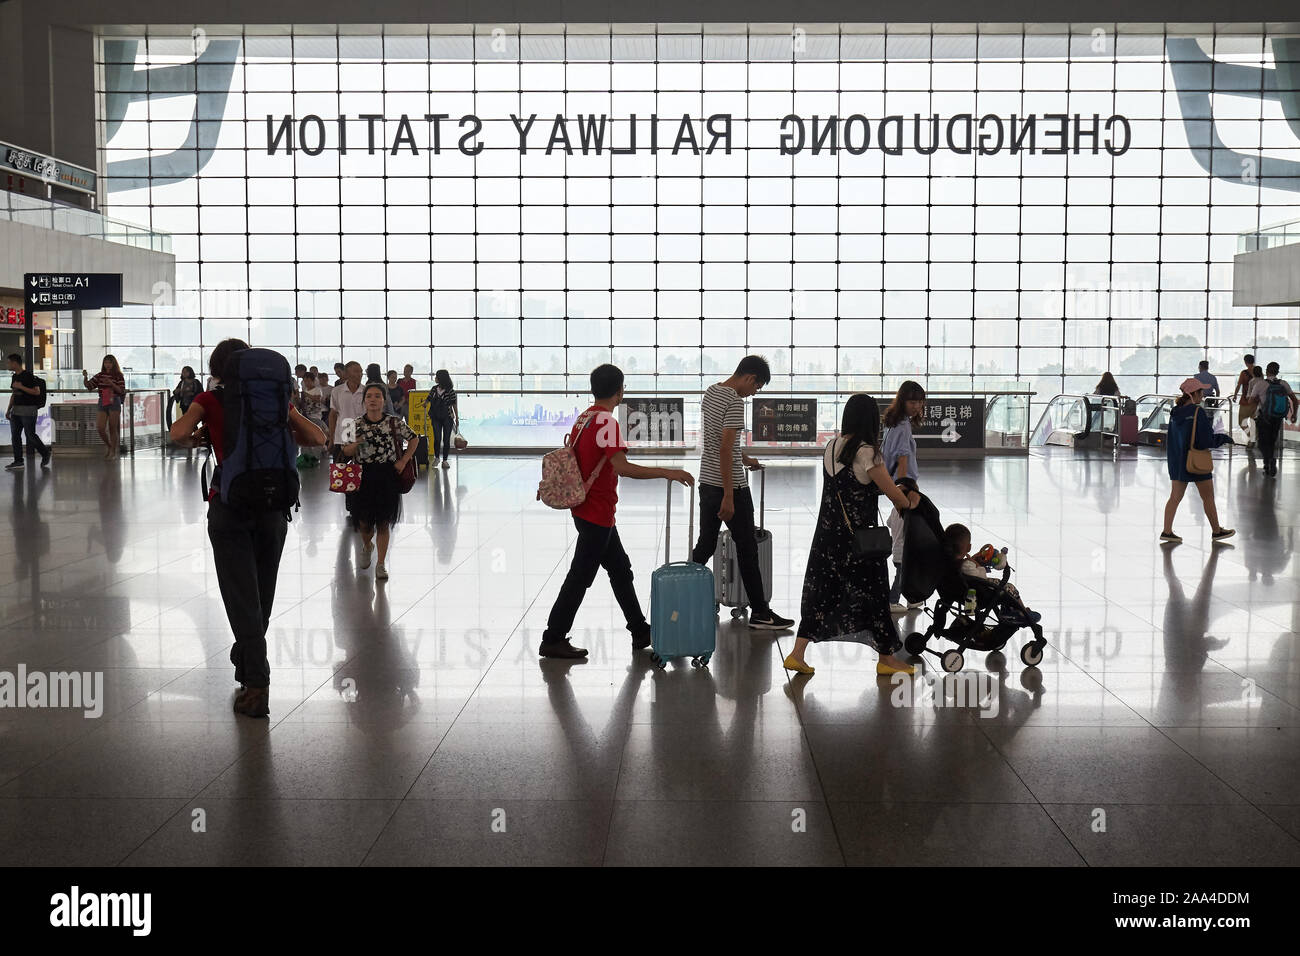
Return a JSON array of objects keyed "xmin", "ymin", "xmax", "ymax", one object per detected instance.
[
  {"xmin": 1162, "ymin": 378, "xmax": 1235, "ymax": 544},
  {"xmin": 881, "ymin": 380, "xmax": 925, "ymax": 611}
]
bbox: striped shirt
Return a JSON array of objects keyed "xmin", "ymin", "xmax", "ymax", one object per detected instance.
[{"xmin": 699, "ymin": 384, "xmax": 747, "ymax": 489}]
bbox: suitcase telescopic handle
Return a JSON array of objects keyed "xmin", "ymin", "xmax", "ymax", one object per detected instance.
[{"xmin": 664, "ymin": 478, "xmax": 695, "ymax": 563}]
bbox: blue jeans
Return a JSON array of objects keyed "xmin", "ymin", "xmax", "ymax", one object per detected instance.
[{"xmin": 430, "ymin": 416, "xmax": 453, "ymax": 460}]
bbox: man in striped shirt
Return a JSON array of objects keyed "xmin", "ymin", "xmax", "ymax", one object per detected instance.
[{"xmin": 690, "ymin": 355, "xmax": 794, "ymax": 631}]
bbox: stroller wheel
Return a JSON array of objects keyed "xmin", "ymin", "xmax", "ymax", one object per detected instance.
[
  {"xmin": 1020, "ymin": 642, "xmax": 1045, "ymax": 668},
  {"xmin": 904, "ymin": 631, "xmax": 927, "ymax": 657},
  {"xmin": 942, "ymin": 649, "xmax": 965, "ymax": 673}
]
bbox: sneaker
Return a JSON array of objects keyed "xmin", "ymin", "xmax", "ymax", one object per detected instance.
[
  {"xmin": 360, "ymin": 542, "xmax": 373, "ymax": 570},
  {"xmin": 748, "ymin": 610, "xmax": 795, "ymax": 631},
  {"xmin": 375, "ymin": 563, "xmax": 389, "ymax": 580},
  {"xmin": 889, "ymin": 603, "xmax": 907, "ymax": 616},
  {"xmin": 1212, "ymin": 528, "xmax": 1236, "ymax": 542},
  {"xmin": 441, "ymin": 459, "xmax": 451, "ymax": 469},
  {"xmin": 539, "ymin": 638, "xmax": 588, "ymax": 659},
  {"xmin": 631, "ymin": 624, "xmax": 652, "ymax": 651},
  {"xmin": 1159, "ymin": 531, "xmax": 1182, "ymax": 543},
  {"xmin": 907, "ymin": 600, "xmax": 925, "ymax": 609},
  {"xmin": 39, "ymin": 450, "xmax": 50, "ymax": 468},
  {"xmin": 4, "ymin": 460, "xmax": 22, "ymax": 470}
]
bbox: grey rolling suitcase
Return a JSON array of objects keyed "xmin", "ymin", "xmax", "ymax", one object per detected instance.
[{"xmin": 712, "ymin": 468, "xmax": 773, "ymax": 619}]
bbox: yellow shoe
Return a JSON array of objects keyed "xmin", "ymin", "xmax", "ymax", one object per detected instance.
[
  {"xmin": 783, "ymin": 654, "xmax": 815, "ymax": 676},
  {"xmin": 876, "ymin": 659, "xmax": 916, "ymax": 676}
]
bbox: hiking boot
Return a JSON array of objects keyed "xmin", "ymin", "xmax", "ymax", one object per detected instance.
[
  {"xmin": 233, "ymin": 686, "xmax": 269, "ymax": 718},
  {"xmin": 631, "ymin": 624, "xmax": 652, "ymax": 651},
  {"xmin": 539, "ymin": 638, "xmax": 588, "ymax": 659}
]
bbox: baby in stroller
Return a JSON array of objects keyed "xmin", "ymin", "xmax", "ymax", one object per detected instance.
[
  {"xmin": 945, "ymin": 523, "xmax": 1041, "ymax": 625},
  {"xmin": 896, "ymin": 495, "xmax": 1048, "ymax": 672}
]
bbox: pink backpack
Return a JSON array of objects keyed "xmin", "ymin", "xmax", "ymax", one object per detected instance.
[{"xmin": 537, "ymin": 412, "xmax": 609, "ymax": 509}]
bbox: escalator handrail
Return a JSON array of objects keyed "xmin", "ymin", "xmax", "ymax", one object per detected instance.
[{"xmin": 1030, "ymin": 393, "xmax": 1091, "ymax": 445}]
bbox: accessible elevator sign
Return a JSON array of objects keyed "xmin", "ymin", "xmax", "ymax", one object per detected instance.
[{"xmin": 24, "ymin": 273, "xmax": 123, "ymax": 312}]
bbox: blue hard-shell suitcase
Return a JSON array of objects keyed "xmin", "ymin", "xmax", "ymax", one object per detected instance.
[{"xmin": 650, "ymin": 482, "xmax": 717, "ymax": 668}]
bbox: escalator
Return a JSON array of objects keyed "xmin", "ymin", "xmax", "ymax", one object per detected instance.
[
  {"xmin": 1029, "ymin": 394, "xmax": 1121, "ymax": 449},
  {"xmin": 1133, "ymin": 394, "xmax": 1172, "ymax": 447}
]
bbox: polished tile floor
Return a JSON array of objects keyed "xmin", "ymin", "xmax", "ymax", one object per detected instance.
[{"xmin": 1, "ymin": 445, "xmax": 1297, "ymax": 866}]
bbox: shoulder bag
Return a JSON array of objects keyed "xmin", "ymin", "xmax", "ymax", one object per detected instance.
[
  {"xmin": 1186, "ymin": 407, "xmax": 1214, "ymax": 475},
  {"xmin": 829, "ymin": 440, "xmax": 894, "ymax": 558},
  {"xmin": 389, "ymin": 417, "xmax": 417, "ymax": 494}
]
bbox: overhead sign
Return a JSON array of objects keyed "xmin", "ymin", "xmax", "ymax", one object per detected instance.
[
  {"xmin": 1, "ymin": 140, "xmax": 97, "ymax": 194},
  {"xmin": 620, "ymin": 397, "xmax": 684, "ymax": 443},
  {"xmin": 24, "ymin": 274, "xmax": 123, "ymax": 312},
  {"xmin": 753, "ymin": 398, "xmax": 818, "ymax": 442},
  {"xmin": 914, "ymin": 398, "xmax": 985, "ymax": 449}
]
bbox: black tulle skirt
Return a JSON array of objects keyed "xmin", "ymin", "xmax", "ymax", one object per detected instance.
[{"xmin": 346, "ymin": 462, "xmax": 403, "ymax": 527}]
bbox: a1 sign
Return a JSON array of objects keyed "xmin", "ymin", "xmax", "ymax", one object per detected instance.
[{"xmin": 24, "ymin": 273, "xmax": 123, "ymax": 312}]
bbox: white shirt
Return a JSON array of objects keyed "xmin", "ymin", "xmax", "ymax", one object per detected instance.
[
  {"xmin": 823, "ymin": 436, "xmax": 881, "ymax": 485},
  {"xmin": 330, "ymin": 382, "xmax": 366, "ymax": 424}
]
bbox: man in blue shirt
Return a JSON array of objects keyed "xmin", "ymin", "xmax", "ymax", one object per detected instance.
[{"xmin": 1193, "ymin": 360, "xmax": 1220, "ymax": 397}]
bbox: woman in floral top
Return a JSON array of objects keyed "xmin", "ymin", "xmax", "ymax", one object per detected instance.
[{"xmin": 340, "ymin": 383, "xmax": 417, "ymax": 580}]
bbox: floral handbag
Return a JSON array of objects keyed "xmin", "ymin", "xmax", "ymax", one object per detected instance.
[{"xmin": 329, "ymin": 462, "xmax": 362, "ymax": 493}]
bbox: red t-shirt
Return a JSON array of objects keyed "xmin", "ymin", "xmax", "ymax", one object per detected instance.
[
  {"xmin": 570, "ymin": 406, "xmax": 626, "ymax": 527},
  {"xmin": 194, "ymin": 390, "xmax": 225, "ymax": 461},
  {"xmin": 398, "ymin": 377, "xmax": 418, "ymax": 394},
  {"xmin": 194, "ymin": 391, "xmax": 225, "ymax": 501}
]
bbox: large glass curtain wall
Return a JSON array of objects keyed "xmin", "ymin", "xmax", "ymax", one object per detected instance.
[{"xmin": 99, "ymin": 24, "xmax": 1300, "ymax": 403}]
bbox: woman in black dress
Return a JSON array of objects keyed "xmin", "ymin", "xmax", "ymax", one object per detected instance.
[
  {"xmin": 340, "ymin": 383, "xmax": 418, "ymax": 580},
  {"xmin": 783, "ymin": 393, "xmax": 921, "ymax": 677}
]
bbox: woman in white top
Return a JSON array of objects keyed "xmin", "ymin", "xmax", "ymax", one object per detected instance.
[{"xmin": 784, "ymin": 394, "xmax": 921, "ymax": 677}]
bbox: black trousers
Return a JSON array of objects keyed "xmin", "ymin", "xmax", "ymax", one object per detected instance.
[
  {"xmin": 430, "ymin": 416, "xmax": 454, "ymax": 460},
  {"xmin": 690, "ymin": 483, "xmax": 770, "ymax": 614},
  {"xmin": 1257, "ymin": 416, "xmax": 1283, "ymax": 471},
  {"xmin": 207, "ymin": 498, "xmax": 288, "ymax": 688},
  {"xmin": 10, "ymin": 411, "xmax": 47, "ymax": 460},
  {"xmin": 544, "ymin": 517, "xmax": 647, "ymax": 643}
]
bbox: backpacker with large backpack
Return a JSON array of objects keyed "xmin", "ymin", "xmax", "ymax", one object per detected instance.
[{"xmin": 202, "ymin": 347, "xmax": 300, "ymax": 514}]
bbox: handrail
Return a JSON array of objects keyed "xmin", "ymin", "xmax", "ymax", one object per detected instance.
[
  {"xmin": 1030, "ymin": 392, "xmax": 1123, "ymax": 447},
  {"xmin": 437, "ymin": 388, "xmax": 1037, "ymax": 398},
  {"xmin": 1, "ymin": 191, "xmax": 172, "ymax": 254}
]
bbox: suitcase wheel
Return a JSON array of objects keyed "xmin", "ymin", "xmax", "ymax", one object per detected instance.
[
  {"xmin": 730, "ymin": 606, "xmax": 747, "ymax": 620},
  {"xmin": 651, "ymin": 652, "xmax": 666, "ymax": 670},
  {"xmin": 691, "ymin": 655, "xmax": 710, "ymax": 668}
]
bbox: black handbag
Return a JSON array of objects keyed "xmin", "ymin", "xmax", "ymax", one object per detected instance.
[{"xmin": 833, "ymin": 468, "xmax": 893, "ymax": 559}]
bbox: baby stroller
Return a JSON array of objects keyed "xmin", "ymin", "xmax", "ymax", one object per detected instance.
[{"xmin": 895, "ymin": 494, "xmax": 1047, "ymax": 672}]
